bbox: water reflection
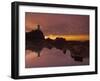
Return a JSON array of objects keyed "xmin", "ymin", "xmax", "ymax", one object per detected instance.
[{"xmin": 25, "ymin": 40, "xmax": 89, "ymax": 68}]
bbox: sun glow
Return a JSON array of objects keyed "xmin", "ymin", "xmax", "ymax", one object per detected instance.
[{"xmin": 45, "ymin": 35, "xmax": 89, "ymax": 41}]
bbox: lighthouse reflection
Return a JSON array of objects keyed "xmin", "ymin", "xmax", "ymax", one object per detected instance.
[{"xmin": 25, "ymin": 40, "xmax": 89, "ymax": 68}]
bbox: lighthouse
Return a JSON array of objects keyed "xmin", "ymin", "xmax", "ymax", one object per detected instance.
[
  {"xmin": 37, "ymin": 24, "xmax": 40, "ymax": 30},
  {"xmin": 34, "ymin": 24, "xmax": 40, "ymax": 30},
  {"xmin": 26, "ymin": 24, "xmax": 45, "ymax": 42}
]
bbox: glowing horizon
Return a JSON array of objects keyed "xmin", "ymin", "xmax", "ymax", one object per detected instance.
[{"xmin": 45, "ymin": 35, "xmax": 89, "ymax": 41}]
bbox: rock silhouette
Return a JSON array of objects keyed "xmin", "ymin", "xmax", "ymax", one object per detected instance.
[
  {"xmin": 26, "ymin": 24, "xmax": 44, "ymax": 42},
  {"xmin": 26, "ymin": 25, "xmax": 89, "ymax": 62}
]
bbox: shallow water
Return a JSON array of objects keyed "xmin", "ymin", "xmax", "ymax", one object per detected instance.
[{"xmin": 25, "ymin": 47, "xmax": 89, "ymax": 68}]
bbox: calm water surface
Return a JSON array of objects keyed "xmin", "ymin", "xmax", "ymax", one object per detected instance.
[{"xmin": 25, "ymin": 47, "xmax": 89, "ymax": 68}]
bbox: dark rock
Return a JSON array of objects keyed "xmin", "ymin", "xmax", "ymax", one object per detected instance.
[{"xmin": 26, "ymin": 24, "xmax": 44, "ymax": 42}]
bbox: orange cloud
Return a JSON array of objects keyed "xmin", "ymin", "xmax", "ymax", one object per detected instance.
[{"xmin": 45, "ymin": 35, "xmax": 89, "ymax": 41}]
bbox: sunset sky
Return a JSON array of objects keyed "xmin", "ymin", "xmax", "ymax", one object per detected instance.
[
  {"xmin": 25, "ymin": 12, "xmax": 89, "ymax": 40},
  {"xmin": 25, "ymin": 12, "xmax": 89, "ymax": 68}
]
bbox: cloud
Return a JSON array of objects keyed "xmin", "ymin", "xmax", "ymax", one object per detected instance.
[{"xmin": 25, "ymin": 12, "xmax": 89, "ymax": 35}]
